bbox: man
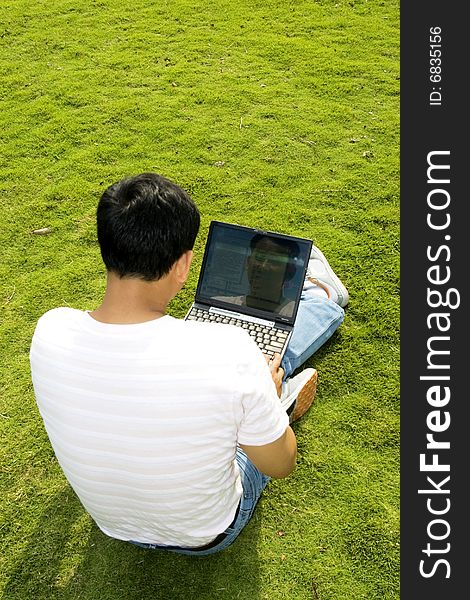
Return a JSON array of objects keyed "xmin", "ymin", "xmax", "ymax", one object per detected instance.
[
  {"xmin": 30, "ymin": 172, "xmax": 347, "ymax": 555},
  {"xmin": 215, "ymin": 234, "xmax": 300, "ymax": 316}
]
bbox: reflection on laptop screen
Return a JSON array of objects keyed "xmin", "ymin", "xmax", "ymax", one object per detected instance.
[{"xmin": 199, "ymin": 224, "xmax": 311, "ymax": 319}]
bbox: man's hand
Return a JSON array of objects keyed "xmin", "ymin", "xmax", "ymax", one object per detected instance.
[{"xmin": 265, "ymin": 353, "xmax": 284, "ymax": 398}]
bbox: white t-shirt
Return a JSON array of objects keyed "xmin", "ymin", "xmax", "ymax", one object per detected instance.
[{"xmin": 29, "ymin": 308, "xmax": 288, "ymax": 547}]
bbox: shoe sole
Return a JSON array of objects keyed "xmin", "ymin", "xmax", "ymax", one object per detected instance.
[
  {"xmin": 290, "ymin": 370, "xmax": 318, "ymax": 423},
  {"xmin": 309, "ymin": 245, "xmax": 349, "ymax": 308}
]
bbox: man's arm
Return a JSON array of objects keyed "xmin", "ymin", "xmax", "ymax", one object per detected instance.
[
  {"xmin": 240, "ymin": 352, "xmax": 297, "ymax": 478},
  {"xmin": 237, "ymin": 350, "xmax": 297, "ymax": 478},
  {"xmin": 239, "ymin": 425, "xmax": 297, "ymax": 479}
]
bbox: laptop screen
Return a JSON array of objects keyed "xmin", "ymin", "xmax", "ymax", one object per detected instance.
[{"xmin": 195, "ymin": 221, "xmax": 312, "ymax": 324}]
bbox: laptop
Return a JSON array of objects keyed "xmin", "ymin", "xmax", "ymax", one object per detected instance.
[{"xmin": 184, "ymin": 221, "xmax": 312, "ymax": 359}]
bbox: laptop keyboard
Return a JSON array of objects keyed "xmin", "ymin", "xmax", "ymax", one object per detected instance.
[{"xmin": 186, "ymin": 307, "xmax": 289, "ymax": 357}]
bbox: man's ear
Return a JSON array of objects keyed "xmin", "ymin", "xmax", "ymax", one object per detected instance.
[{"xmin": 173, "ymin": 250, "xmax": 193, "ymax": 284}]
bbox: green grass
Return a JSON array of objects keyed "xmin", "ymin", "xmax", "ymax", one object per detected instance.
[{"xmin": 0, "ymin": 0, "xmax": 399, "ymax": 598}]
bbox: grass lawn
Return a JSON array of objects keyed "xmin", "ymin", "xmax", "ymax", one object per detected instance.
[{"xmin": 0, "ymin": 0, "xmax": 399, "ymax": 598}]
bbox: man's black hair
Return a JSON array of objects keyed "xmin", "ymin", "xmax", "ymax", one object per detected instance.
[{"xmin": 97, "ymin": 172, "xmax": 200, "ymax": 281}]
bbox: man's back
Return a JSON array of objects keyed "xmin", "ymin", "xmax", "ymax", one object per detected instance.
[{"xmin": 30, "ymin": 307, "xmax": 288, "ymax": 547}]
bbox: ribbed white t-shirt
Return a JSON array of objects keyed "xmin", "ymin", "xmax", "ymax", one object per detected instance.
[{"xmin": 30, "ymin": 308, "xmax": 288, "ymax": 547}]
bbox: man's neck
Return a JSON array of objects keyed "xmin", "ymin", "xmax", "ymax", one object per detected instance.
[{"xmin": 89, "ymin": 272, "xmax": 171, "ymax": 324}]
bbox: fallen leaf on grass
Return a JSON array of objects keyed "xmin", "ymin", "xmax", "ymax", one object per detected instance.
[{"xmin": 31, "ymin": 227, "xmax": 52, "ymax": 235}]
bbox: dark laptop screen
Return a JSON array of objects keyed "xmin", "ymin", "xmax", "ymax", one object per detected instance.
[{"xmin": 195, "ymin": 222, "xmax": 312, "ymax": 323}]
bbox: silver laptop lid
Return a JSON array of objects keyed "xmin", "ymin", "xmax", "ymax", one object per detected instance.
[{"xmin": 194, "ymin": 221, "xmax": 312, "ymax": 326}]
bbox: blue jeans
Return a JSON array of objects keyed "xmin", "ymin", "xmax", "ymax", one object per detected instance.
[
  {"xmin": 130, "ymin": 292, "xmax": 344, "ymax": 555},
  {"xmin": 129, "ymin": 448, "xmax": 269, "ymax": 556},
  {"xmin": 281, "ymin": 290, "xmax": 344, "ymax": 378}
]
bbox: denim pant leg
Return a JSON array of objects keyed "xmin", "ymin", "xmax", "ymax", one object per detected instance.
[
  {"xmin": 281, "ymin": 291, "xmax": 344, "ymax": 379},
  {"xmin": 129, "ymin": 448, "xmax": 269, "ymax": 556},
  {"xmin": 186, "ymin": 447, "xmax": 269, "ymax": 556}
]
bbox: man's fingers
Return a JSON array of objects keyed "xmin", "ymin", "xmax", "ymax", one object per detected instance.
[
  {"xmin": 269, "ymin": 353, "xmax": 282, "ymax": 369},
  {"xmin": 264, "ymin": 353, "xmax": 283, "ymax": 397}
]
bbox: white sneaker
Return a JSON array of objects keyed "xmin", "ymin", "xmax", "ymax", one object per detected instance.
[
  {"xmin": 306, "ymin": 244, "xmax": 349, "ymax": 308},
  {"xmin": 280, "ymin": 368, "xmax": 318, "ymax": 423}
]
